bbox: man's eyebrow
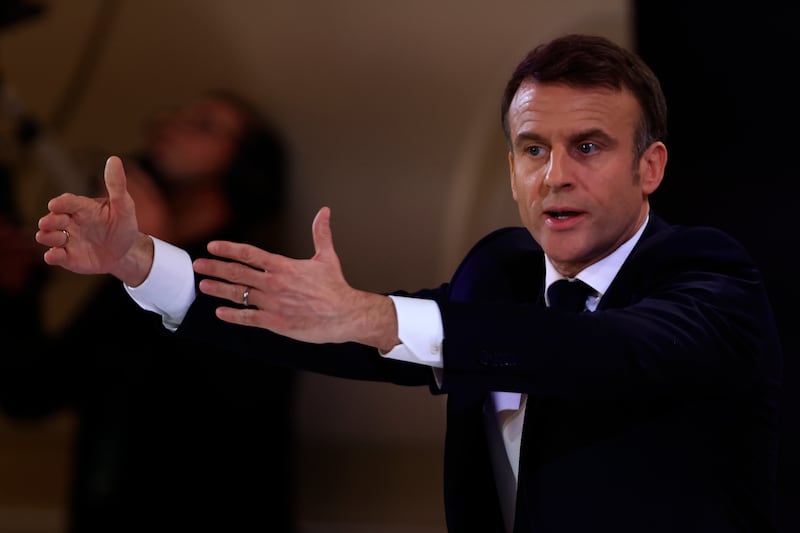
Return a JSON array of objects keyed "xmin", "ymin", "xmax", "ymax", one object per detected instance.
[
  {"xmin": 568, "ymin": 128, "xmax": 615, "ymax": 146},
  {"xmin": 512, "ymin": 131, "xmax": 547, "ymax": 147},
  {"xmin": 513, "ymin": 128, "xmax": 617, "ymax": 149}
]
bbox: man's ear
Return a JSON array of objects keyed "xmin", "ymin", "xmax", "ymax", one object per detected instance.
[{"xmin": 639, "ymin": 141, "xmax": 667, "ymax": 195}]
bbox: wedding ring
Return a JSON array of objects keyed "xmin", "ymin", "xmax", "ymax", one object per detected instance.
[
  {"xmin": 242, "ymin": 287, "xmax": 250, "ymax": 307},
  {"xmin": 60, "ymin": 229, "xmax": 70, "ymax": 248}
]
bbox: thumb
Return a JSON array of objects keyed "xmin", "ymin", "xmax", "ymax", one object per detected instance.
[
  {"xmin": 311, "ymin": 206, "xmax": 336, "ymax": 261},
  {"xmin": 103, "ymin": 155, "xmax": 129, "ymax": 203}
]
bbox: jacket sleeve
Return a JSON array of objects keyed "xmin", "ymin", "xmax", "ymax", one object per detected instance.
[{"xmin": 176, "ymin": 281, "xmax": 435, "ymax": 387}]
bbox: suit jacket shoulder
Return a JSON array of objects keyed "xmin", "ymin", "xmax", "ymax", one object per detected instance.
[{"xmin": 445, "ymin": 226, "xmax": 543, "ymax": 304}]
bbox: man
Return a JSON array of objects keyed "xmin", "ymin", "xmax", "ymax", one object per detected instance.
[{"xmin": 35, "ymin": 34, "xmax": 782, "ymax": 532}]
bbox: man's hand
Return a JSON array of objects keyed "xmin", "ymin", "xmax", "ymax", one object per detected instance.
[
  {"xmin": 193, "ymin": 206, "xmax": 401, "ymax": 350},
  {"xmin": 35, "ymin": 155, "xmax": 154, "ymax": 287}
]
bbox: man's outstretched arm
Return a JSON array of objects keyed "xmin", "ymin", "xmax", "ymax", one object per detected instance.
[{"xmin": 36, "ymin": 155, "xmax": 403, "ymax": 352}]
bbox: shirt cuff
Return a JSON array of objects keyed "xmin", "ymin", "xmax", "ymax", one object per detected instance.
[
  {"xmin": 382, "ymin": 295, "xmax": 444, "ymax": 368},
  {"xmin": 124, "ymin": 236, "xmax": 195, "ymax": 331}
]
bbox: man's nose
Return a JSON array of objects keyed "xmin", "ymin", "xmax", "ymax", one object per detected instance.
[{"xmin": 543, "ymin": 147, "xmax": 573, "ymax": 189}]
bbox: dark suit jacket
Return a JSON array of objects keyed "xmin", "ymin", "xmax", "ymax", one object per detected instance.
[{"xmin": 177, "ymin": 213, "xmax": 783, "ymax": 532}]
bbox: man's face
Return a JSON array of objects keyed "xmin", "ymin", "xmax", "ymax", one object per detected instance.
[{"xmin": 506, "ymin": 80, "xmax": 665, "ymax": 277}]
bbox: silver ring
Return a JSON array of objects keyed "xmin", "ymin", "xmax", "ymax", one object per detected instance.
[
  {"xmin": 60, "ymin": 229, "xmax": 70, "ymax": 248},
  {"xmin": 242, "ymin": 287, "xmax": 250, "ymax": 307}
]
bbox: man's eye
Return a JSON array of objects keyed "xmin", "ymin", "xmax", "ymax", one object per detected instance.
[
  {"xmin": 526, "ymin": 146, "xmax": 543, "ymax": 157},
  {"xmin": 578, "ymin": 142, "xmax": 596, "ymax": 154}
]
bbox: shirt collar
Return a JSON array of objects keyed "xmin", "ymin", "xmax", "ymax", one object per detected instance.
[{"xmin": 544, "ymin": 214, "xmax": 649, "ymax": 303}]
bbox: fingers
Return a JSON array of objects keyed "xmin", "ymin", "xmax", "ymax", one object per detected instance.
[
  {"xmin": 194, "ymin": 255, "xmax": 265, "ymax": 288},
  {"xmin": 204, "ymin": 240, "xmax": 275, "ymax": 271},
  {"xmin": 203, "ymin": 207, "xmax": 336, "ymax": 270},
  {"xmin": 38, "ymin": 154, "xmax": 126, "ymax": 221},
  {"xmin": 103, "ymin": 155, "xmax": 128, "ymax": 203},
  {"xmin": 197, "ymin": 276, "xmax": 256, "ymax": 307},
  {"xmin": 36, "ymin": 212, "xmax": 72, "ymax": 233},
  {"xmin": 311, "ymin": 206, "xmax": 335, "ymax": 260},
  {"xmin": 195, "ymin": 257, "xmax": 265, "ymax": 311},
  {"xmin": 42, "ymin": 245, "xmax": 68, "ymax": 266},
  {"xmin": 36, "ymin": 221, "xmax": 71, "ymax": 265},
  {"xmin": 35, "ymin": 227, "xmax": 70, "ymax": 249},
  {"xmin": 44, "ymin": 192, "xmax": 81, "ymax": 217},
  {"xmin": 35, "ymin": 211, "xmax": 73, "ymax": 252}
]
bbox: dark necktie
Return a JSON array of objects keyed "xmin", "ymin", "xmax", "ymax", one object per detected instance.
[{"xmin": 547, "ymin": 278, "xmax": 593, "ymax": 312}]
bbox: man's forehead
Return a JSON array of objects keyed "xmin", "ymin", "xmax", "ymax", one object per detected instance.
[
  {"xmin": 509, "ymin": 81, "xmax": 638, "ymax": 137},
  {"xmin": 511, "ymin": 80, "xmax": 629, "ymax": 109}
]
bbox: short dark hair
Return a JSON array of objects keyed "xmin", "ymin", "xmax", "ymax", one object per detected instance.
[{"xmin": 500, "ymin": 34, "xmax": 668, "ymax": 159}]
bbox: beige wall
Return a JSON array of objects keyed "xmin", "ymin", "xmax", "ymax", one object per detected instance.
[{"xmin": 1, "ymin": 1, "xmax": 630, "ymax": 530}]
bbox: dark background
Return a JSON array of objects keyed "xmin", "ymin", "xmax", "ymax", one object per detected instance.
[{"xmin": 635, "ymin": 3, "xmax": 800, "ymax": 530}]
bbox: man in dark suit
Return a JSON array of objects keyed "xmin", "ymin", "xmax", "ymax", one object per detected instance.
[{"xmin": 36, "ymin": 34, "xmax": 782, "ymax": 532}]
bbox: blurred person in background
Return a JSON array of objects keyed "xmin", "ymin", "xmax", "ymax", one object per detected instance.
[{"xmin": 0, "ymin": 90, "xmax": 297, "ymax": 533}]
